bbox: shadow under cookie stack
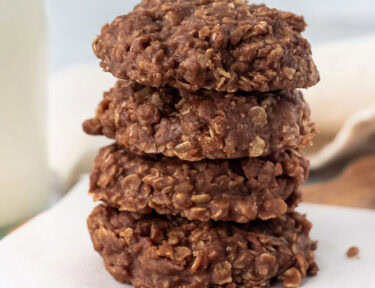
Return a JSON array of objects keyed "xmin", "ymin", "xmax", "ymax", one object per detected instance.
[{"xmin": 83, "ymin": 1, "xmax": 320, "ymax": 287}]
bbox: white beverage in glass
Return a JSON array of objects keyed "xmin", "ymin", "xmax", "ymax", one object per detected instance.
[{"xmin": 0, "ymin": 0, "xmax": 49, "ymax": 228}]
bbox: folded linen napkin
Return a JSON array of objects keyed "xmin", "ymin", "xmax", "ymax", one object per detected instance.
[{"xmin": 305, "ymin": 34, "xmax": 375, "ymax": 169}]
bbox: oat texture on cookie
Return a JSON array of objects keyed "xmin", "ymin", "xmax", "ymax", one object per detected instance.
[
  {"xmin": 84, "ymin": 0, "xmax": 320, "ymax": 287},
  {"xmin": 93, "ymin": 0, "xmax": 319, "ymax": 92}
]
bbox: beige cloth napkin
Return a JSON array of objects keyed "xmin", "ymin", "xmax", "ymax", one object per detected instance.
[{"xmin": 305, "ymin": 34, "xmax": 375, "ymax": 169}]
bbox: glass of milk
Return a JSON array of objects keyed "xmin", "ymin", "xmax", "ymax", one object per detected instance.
[{"xmin": 0, "ymin": 0, "xmax": 49, "ymax": 231}]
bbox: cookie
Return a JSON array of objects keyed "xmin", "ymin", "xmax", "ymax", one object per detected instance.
[
  {"xmin": 93, "ymin": 0, "xmax": 319, "ymax": 92},
  {"xmin": 83, "ymin": 81, "xmax": 315, "ymax": 161},
  {"xmin": 88, "ymin": 205, "xmax": 318, "ymax": 288},
  {"xmin": 90, "ymin": 144, "xmax": 307, "ymax": 223}
]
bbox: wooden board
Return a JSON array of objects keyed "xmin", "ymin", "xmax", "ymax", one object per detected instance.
[{"xmin": 303, "ymin": 155, "xmax": 375, "ymax": 209}]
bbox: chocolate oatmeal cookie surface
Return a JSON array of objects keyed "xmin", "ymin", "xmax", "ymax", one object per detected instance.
[
  {"xmin": 89, "ymin": 144, "xmax": 308, "ymax": 223},
  {"xmin": 83, "ymin": 81, "xmax": 315, "ymax": 161},
  {"xmin": 93, "ymin": 0, "xmax": 319, "ymax": 93},
  {"xmin": 88, "ymin": 205, "xmax": 318, "ymax": 288}
]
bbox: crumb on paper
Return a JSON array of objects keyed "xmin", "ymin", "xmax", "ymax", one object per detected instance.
[{"xmin": 346, "ymin": 246, "xmax": 359, "ymax": 258}]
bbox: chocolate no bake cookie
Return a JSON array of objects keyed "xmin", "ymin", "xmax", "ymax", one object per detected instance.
[
  {"xmin": 83, "ymin": 81, "xmax": 315, "ymax": 161},
  {"xmin": 90, "ymin": 144, "xmax": 307, "ymax": 223},
  {"xmin": 93, "ymin": 0, "xmax": 319, "ymax": 92},
  {"xmin": 88, "ymin": 205, "xmax": 318, "ymax": 288}
]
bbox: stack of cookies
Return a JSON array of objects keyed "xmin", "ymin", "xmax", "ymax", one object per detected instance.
[{"xmin": 83, "ymin": 1, "xmax": 320, "ymax": 287}]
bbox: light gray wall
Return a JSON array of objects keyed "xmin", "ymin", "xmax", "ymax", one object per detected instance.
[
  {"xmin": 47, "ymin": 0, "xmax": 375, "ymax": 70},
  {"xmin": 46, "ymin": 0, "xmax": 139, "ymax": 70}
]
